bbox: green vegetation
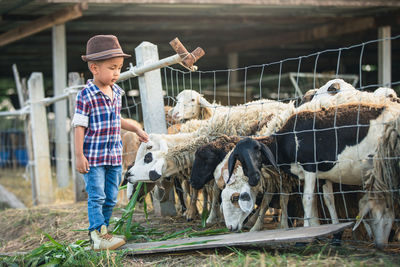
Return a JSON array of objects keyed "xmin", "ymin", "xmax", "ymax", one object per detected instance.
[{"xmin": 1, "ymin": 182, "xmax": 399, "ymax": 266}]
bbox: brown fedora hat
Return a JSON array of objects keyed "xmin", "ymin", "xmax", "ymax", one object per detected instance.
[{"xmin": 81, "ymin": 35, "xmax": 131, "ymax": 62}]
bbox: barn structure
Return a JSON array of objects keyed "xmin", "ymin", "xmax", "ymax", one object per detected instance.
[
  {"xmin": 0, "ymin": 0, "xmax": 399, "ymax": 104},
  {"xmin": 0, "ymin": 0, "xmax": 399, "ymax": 207}
]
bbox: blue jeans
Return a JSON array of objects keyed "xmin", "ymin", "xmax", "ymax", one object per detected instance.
[{"xmin": 83, "ymin": 165, "xmax": 122, "ymax": 232}]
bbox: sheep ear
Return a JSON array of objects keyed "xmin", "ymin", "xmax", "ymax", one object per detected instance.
[
  {"xmin": 353, "ymin": 201, "xmax": 372, "ymax": 231},
  {"xmin": 260, "ymin": 143, "xmax": 277, "ymax": 169},
  {"xmin": 198, "ymin": 95, "xmax": 213, "ymax": 120},
  {"xmin": 227, "ymin": 152, "xmax": 238, "ymax": 184},
  {"xmin": 238, "ymin": 190, "xmax": 254, "ymax": 214},
  {"xmin": 198, "ymin": 94, "xmax": 210, "ymax": 107}
]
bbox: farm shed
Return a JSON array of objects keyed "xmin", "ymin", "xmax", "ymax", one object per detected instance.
[
  {"xmin": 0, "ymin": 0, "xmax": 399, "ymax": 104},
  {"xmin": 0, "ymin": 0, "xmax": 399, "ymax": 207}
]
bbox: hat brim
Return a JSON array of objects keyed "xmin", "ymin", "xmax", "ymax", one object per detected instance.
[{"xmin": 81, "ymin": 52, "xmax": 131, "ymax": 62}]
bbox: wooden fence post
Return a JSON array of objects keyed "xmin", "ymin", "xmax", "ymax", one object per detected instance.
[
  {"xmin": 378, "ymin": 26, "xmax": 391, "ymax": 87},
  {"xmin": 53, "ymin": 24, "xmax": 70, "ymax": 188},
  {"xmin": 28, "ymin": 72, "xmax": 54, "ymax": 204},
  {"xmin": 68, "ymin": 72, "xmax": 87, "ymax": 202},
  {"xmin": 135, "ymin": 41, "xmax": 176, "ymax": 216},
  {"xmin": 12, "ymin": 64, "xmax": 37, "ymax": 204}
]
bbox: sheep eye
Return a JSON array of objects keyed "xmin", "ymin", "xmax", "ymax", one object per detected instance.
[
  {"xmin": 147, "ymin": 145, "xmax": 153, "ymax": 150},
  {"xmin": 191, "ymin": 98, "xmax": 195, "ymax": 102},
  {"xmin": 230, "ymin": 193, "xmax": 240, "ymax": 203}
]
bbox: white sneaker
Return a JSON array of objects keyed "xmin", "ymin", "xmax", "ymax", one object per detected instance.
[{"xmin": 90, "ymin": 225, "xmax": 126, "ymax": 251}]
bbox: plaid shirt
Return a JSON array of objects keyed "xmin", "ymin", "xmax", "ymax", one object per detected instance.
[{"xmin": 72, "ymin": 80, "xmax": 122, "ymax": 166}]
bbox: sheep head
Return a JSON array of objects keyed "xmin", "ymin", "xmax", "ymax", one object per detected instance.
[
  {"xmin": 312, "ymin": 79, "xmax": 356, "ymax": 101},
  {"xmin": 228, "ymin": 138, "xmax": 276, "ymax": 187},
  {"xmin": 169, "ymin": 90, "xmax": 204, "ymax": 121},
  {"xmin": 221, "ymin": 166, "xmax": 256, "ymax": 232},
  {"xmin": 354, "ymin": 194, "xmax": 394, "ymax": 249},
  {"xmin": 190, "ymin": 142, "xmax": 227, "ymax": 189},
  {"xmin": 125, "ymin": 136, "xmax": 169, "ymax": 183}
]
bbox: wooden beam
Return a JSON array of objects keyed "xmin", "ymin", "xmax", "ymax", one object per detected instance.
[
  {"xmin": 42, "ymin": 0, "xmax": 400, "ymax": 7},
  {"xmin": 0, "ymin": 3, "xmax": 87, "ymax": 47},
  {"xmin": 225, "ymin": 17, "xmax": 378, "ymax": 53}
]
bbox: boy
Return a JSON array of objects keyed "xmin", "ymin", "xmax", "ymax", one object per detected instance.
[{"xmin": 72, "ymin": 35, "xmax": 149, "ymax": 250}]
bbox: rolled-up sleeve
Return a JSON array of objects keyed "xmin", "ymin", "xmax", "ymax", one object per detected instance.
[{"xmin": 71, "ymin": 91, "xmax": 90, "ymax": 128}]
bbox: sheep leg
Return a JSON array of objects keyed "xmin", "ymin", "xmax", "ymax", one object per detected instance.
[
  {"xmin": 186, "ymin": 188, "xmax": 199, "ymax": 221},
  {"xmin": 174, "ymin": 176, "xmax": 187, "ymax": 214},
  {"xmin": 206, "ymin": 182, "xmax": 221, "ymax": 225},
  {"xmin": 322, "ymin": 180, "xmax": 339, "ymax": 224},
  {"xmin": 250, "ymin": 193, "xmax": 273, "ymax": 232},
  {"xmin": 279, "ymin": 193, "xmax": 289, "ymax": 229},
  {"xmin": 303, "ymin": 171, "xmax": 320, "ymax": 227},
  {"xmin": 181, "ymin": 179, "xmax": 190, "ymax": 216},
  {"xmin": 202, "ymin": 186, "xmax": 208, "ymax": 214}
]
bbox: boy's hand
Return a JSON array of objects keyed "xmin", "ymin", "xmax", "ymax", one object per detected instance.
[
  {"xmin": 76, "ymin": 154, "xmax": 90, "ymax": 174},
  {"xmin": 136, "ymin": 129, "xmax": 149, "ymax": 143}
]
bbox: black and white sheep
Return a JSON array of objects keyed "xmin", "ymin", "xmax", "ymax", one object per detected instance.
[{"xmin": 227, "ymin": 90, "xmax": 400, "ymax": 236}]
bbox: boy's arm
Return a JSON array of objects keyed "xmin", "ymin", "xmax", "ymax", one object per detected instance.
[
  {"xmin": 121, "ymin": 118, "xmax": 149, "ymax": 143},
  {"xmin": 75, "ymin": 126, "xmax": 90, "ymax": 174}
]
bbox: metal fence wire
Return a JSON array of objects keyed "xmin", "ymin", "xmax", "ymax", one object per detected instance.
[
  {"xmin": 118, "ymin": 35, "xmax": 400, "ymax": 246},
  {"xmin": 0, "ymin": 35, "xmax": 399, "ymax": 246}
]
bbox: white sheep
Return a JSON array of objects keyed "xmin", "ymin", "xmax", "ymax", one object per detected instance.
[
  {"xmin": 169, "ymin": 90, "xmax": 215, "ymax": 122},
  {"xmin": 310, "ymin": 78, "xmax": 357, "ymax": 102}
]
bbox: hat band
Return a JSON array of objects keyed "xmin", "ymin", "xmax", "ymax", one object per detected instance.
[{"xmin": 85, "ymin": 48, "xmax": 124, "ymax": 60}]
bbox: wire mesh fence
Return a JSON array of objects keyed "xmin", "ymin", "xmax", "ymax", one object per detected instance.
[
  {"xmin": 0, "ymin": 35, "xmax": 399, "ymax": 246},
  {"xmin": 120, "ymin": 34, "xmax": 400, "ymax": 246}
]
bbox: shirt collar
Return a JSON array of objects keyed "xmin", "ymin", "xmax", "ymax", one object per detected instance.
[{"xmin": 86, "ymin": 79, "xmax": 122, "ymax": 97}]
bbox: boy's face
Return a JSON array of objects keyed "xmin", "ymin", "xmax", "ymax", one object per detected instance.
[{"xmin": 90, "ymin": 57, "xmax": 124, "ymax": 86}]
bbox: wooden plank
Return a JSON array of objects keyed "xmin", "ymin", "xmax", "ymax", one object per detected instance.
[
  {"xmin": 122, "ymin": 222, "xmax": 353, "ymax": 255},
  {"xmin": 43, "ymin": 1, "xmax": 400, "ymax": 7},
  {"xmin": 0, "ymin": 3, "xmax": 87, "ymax": 47}
]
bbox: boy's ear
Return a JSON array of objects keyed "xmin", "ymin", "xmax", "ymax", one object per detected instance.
[{"xmin": 88, "ymin": 62, "xmax": 98, "ymax": 74}]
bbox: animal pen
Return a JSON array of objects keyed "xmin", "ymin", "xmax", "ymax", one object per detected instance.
[{"xmin": 0, "ymin": 34, "xmax": 399, "ymax": 251}]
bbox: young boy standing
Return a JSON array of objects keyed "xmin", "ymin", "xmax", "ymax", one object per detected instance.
[{"xmin": 72, "ymin": 35, "xmax": 149, "ymax": 250}]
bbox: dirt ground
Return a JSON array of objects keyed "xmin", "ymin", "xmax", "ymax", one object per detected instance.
[{"xmin": 1, "ymin": 169, "xmax": 400, "ymax": 266}]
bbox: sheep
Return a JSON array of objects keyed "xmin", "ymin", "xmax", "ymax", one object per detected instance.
[
  {"xmin": 190, "ymin": 79, "xmax": 356, "ymax": 224},
  {"xmin": 127, "ymin": 98, "xmax": 294, "ymax": 184},
  {"xmin": 221, "ymin": 154, "xmax": 368, "ymax": 237},
  {"xmin": 220, "ymin": 156, "xmax": 302, "ymax": 231},
  {"xmin": 373, "ymin": 87, "xmax": 398, "ymax": 99},
  {"xmin": 353, "ymin": 115, "xmax": 400, "ymax": 248},
  {"xmin": 310, "ymin": 78, "xmax": 357, "ymax": 102},
  {"xmin": 126, "ymin": 99, "xmax": 294, "ymax": 220},
  {"xmin": 227, "ymin": 90, "xmax": 400, "ymax": 234},
  {"xmin": 168, "ymin": 90, "xmax": 215, "ymax": 122},
  {"xmin": 129, "ymin": 100, "xmax": 294, "ymax": 219}
]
